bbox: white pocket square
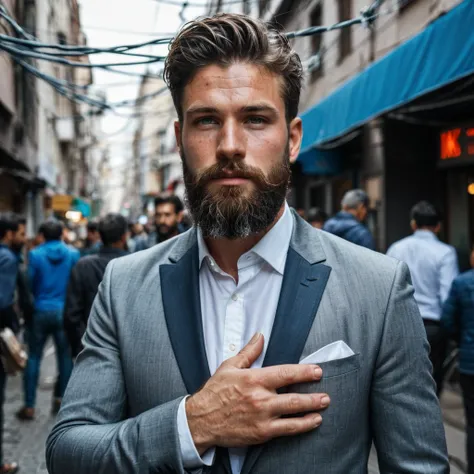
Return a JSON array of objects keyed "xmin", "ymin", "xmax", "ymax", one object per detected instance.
[{"xmin": 299, "ymin": 340, "xmax": 355, "ymax": 364}]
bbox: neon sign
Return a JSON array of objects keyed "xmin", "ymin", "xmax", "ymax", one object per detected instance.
[{"xmin": 440, "ymin": 125, "xmax": 474, "ymax": 162}]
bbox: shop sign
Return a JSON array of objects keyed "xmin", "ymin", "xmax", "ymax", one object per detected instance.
[
  {"xmin": 440, "ymin": 125, "xmax": 474, "ymax": 163},
  {"xmin": 52, "ymin": 194, "xmax": 73, "ymax": 212}
]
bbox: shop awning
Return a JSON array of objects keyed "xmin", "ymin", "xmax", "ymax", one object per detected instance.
[{"xmin": 299, "ymin": 0, "xmax": 474, "ymax": 159}]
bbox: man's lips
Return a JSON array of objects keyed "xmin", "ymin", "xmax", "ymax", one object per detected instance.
[{"xmin": 211, "ymin": 177, "xmax": 250, "ymax": 185}]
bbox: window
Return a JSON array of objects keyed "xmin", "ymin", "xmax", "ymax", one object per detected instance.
[
  {"xmin": 338, "ymin": 0, "xmax": 352, "ymax": 62},
  {"xmin": 310, "ymin": 5, "xmax": 323, "ymax": 82},
  {"xmin": 57, "ymin": 32, "xmax": 67, "ymax": 45}
]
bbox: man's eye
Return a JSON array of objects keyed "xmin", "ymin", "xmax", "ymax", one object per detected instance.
[
  {"xmin": 247, "ymin": 117, "xmax": 267, "ymax": 125},
  {"xmin": 197, "ymin": 117, "xmax": 217, "ymax": 125}
]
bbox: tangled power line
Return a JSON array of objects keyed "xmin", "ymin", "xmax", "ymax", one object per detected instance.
[{"xmin": 0, "ymin": 0, "xmax": 385, "ymax": 113}]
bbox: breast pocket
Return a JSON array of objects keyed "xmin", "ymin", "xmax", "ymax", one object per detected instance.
[{"xmin": 287, "ymin": 353, "xmax": 361, "ymax": 437}]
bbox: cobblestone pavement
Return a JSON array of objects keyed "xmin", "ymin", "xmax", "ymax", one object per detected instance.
[{"xmin": 2, "ymin": 345, "xmax": 468, "ymax": 473}]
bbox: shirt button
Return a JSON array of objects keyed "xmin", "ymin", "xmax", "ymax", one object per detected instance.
[
  {"xmin": 231, "ymin": 293, "xmax": 238, "ymax": 301},
  {"xmin": 229, "ymin": 344, "xmax": 236, "ymax": 351}
]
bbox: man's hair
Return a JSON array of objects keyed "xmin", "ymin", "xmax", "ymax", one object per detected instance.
[
  {"xmin": 307, "ymin": 207, "xmax": 328, "ymax": 224},
  {"xmin": 39, "ymin": 220, "xmax": 64, "ymax": 242},
  {"xmin": 154, "ymin": 195, "xmax": 184, "ymax": 214},
  {"xmin": 0, "ymin": 212, "xmax": 20, "ymax": 240},
  {"xmin": 341, "ymin": 189, "xmax": 369, "ymax": 210},
  {"xmin": 410, "ymin": 201, "xmax": 440, "ymax": 228},
  {"xmin": 87, "ymin": 221, "xmax": 99, "ymax": 233},
  {"xmin": 99, "ymin": 213, "xmax": 128, "ymax": 246},
  {"xmin": 164, "ymin": 13, "xmax": 303, "ymax": 123}
]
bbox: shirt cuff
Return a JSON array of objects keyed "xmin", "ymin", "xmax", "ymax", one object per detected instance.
[{"xmin": 177, "ymin": 396, "xmax": 216, "ymax": 469}]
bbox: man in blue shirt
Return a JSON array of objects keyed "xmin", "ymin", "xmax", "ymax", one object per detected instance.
[
  {"xmin": 442, "ymin": 249, "xmax": 474, "ymax": 474},
  {"xmin": 16, "ymin": 220, "xmax": 79, "ymax": 421},
  {"xmin": 323, "ymin": 189, "xmax": 375, "ymax": 250},
  {"xmin": 387, "ymin": 201, "xmax": 459, "ymax": 395},
  {"xmin": 0, "ymin": 212, "xmax": 25, "ymax": 473}
]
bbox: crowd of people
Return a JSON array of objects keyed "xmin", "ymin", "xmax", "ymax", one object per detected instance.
[{"xmin": 0, "ymin": 194, "xmax": 189, "ymax": 473}]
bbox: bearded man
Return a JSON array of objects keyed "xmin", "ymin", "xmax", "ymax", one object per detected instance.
[{"xmin": 47, "ymin": 14, "xmax": 448, "ymax": 474}]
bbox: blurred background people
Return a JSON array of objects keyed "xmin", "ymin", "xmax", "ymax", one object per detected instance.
[
  {"xmin": 16, "ymin": 220, "xmax": 79, "ymax": 421},
  {"xmin": 323, "ymin": 189, "xmax": 375, "ymax": 249},
  {"xmin": 147, "ymin": 196, "xmax": 185, "ymax": 247},
  {"xmin": 307, "ymin": 207, "xmax": 328, "ymax": 230},
  {"xmin": 64, "ymin": 213, "xmax": 129, "ymax": 358},
  {"xmin": 0, "ymin": 212, "xmax": 23, "ymax": 473},
  {"xmin": 387, "ymin": 201, "xmax": 459, "ymax": 396},
  {"xmin": 81, "ymin": 221, "xmax": 101, "ymax": 256}
]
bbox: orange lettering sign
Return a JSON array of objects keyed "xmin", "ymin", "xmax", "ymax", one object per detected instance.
[{"xmin": 440, "ymin": 129, "xmax": 462, "ymax": 160}]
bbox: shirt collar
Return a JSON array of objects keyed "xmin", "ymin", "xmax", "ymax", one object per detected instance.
[
  {"xmin": 414, "ymin": 230, "xmax": 438, "ymax": 240},
  {"xmin": 197, "ymin": 202, "xmax": 293, "ymax": 275}
]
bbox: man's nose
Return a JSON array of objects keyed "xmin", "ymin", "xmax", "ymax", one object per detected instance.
[{"xmin": 216, "ymin": 120, "xmax": 246, "ymax": 161}]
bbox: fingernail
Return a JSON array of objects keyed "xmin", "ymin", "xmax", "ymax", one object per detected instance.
[
  {"xmin": 250, "ymin": 332, "xmax": 261, "ymax": 344},
  {"xmin": 321, "ymin": 396, "xmax": 330, "ymax": 407},
  {"xmin": 314, "ymin": 414, "xmax": 322, "ymax": 426},
  {"xmin": 314, "ymin": 367, "xmax": 322, "ymax": 378}
]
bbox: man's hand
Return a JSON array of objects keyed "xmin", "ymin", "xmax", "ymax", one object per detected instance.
[{"xmin": 186, "ymin": 333, "xmax": 330, "ymax": 455}]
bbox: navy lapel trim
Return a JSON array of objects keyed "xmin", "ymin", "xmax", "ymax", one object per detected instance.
[
  {"xmin": 241, "ymin": 246, "xmax": 332, "ymax": 474},
  {"xmin": 160, "ymin": 242, "xmax": 211, "ymax": 395}
]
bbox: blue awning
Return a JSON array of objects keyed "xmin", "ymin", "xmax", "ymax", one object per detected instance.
[{"xmin": 299, "ymin": 0, "xmax": 474, "ymax": 161}]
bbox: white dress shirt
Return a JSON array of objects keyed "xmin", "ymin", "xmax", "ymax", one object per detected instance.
[
  {"xmin": 177, "ymin": 203, "xmax": 294, "ymax": 474},
  {"xmin": 386, "ymin": 230, "xmax": 459, "ymax": 321}
]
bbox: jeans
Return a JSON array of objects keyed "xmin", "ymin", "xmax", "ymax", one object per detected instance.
[
  {"xmin": 24, "ymin": 310, "xmax": 72, "ymax": 408},
  {"xmin": 460, "ymin": 374, "xmax": 474, "ymax": 474},
  {"xmin": 423, "ymin": 320, "xmax": 447, "ymax": 396}
]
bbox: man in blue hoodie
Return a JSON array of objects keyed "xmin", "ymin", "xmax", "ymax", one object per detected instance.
[
  {"xmin": 323, "ymin": 189, "xmax": 375, "ymax": 250},
  {"xmin": 16, "ymin": 220, "xmax": 79, "ymax": 421}
]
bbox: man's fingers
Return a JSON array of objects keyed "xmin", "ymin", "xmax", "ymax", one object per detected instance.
[
  {"xmin": 269, "ymin": 393, "xmax": 330, "ymax": 416},
  {"xmin": 269, "ymin": 412, "xmax": 323, "ymax": 438},
  {"xmin": 226, "ymin": 333, "xmax": 264, "ymax": 369},
  {"xmin": 258, "ymin": 364, "xmax": 323, "ymax": 389}
]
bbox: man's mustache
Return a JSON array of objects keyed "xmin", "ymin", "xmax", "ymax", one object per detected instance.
[{"xmin": 192, "ymin": 162, "xmax": 268, "ymax": 187}]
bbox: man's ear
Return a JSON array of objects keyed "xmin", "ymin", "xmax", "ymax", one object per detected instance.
[
  {"xmin": 177, "ymin": 211, "xmax": 184, "ymax": 223},
  {"xmin": 174, "ymin": 121, "xmax": 182, "ymax": 158},
  {"xmin": 288, "ymin": 117, "xmax": 302, "ymax": 164}
]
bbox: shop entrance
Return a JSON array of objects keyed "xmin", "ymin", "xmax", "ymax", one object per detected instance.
[{"xmin": 446, "ymin": 168, "xmax": 474, "ymax": 271}]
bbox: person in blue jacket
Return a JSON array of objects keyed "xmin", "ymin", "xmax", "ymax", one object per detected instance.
[
  {"xmin": 16, "ymin": 220, "xmax": 79, "ymax": 421},
  {"xmin": 442, "ymin": 248, "xmax": 474, "ymax": 474},
  {"xmin": 323, "ymin": 189, "xmax": 375, "ymax": 250}
]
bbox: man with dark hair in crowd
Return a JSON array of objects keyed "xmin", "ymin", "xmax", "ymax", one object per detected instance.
[
  {"xmin": 148, "ymin": 195, "xmax": 185, "ymax": 247},
  {"xmin": 81, "ymin": 221, "xmax": 101, "ymax": 256},
  {"xmin": 387, "ymin": 201, "xmax": 459, "ymax": 396},
  {"xmin": 324, "ymin": 189, "xmax": 375, "ymax": 249},
  {"xmin": 0, "ymin": 212, "xmax": 24, "ymax": 473},
  {"xmin": 307, "ymin": 207, "xmax": 328, "ymax": 230},
  {"xmin": 64, "ymin": 213, "xmax": 129, "ymax": 358},
  {"xmin": 16, "ymin": 220, "xmax": 79, "ymax": 420}
]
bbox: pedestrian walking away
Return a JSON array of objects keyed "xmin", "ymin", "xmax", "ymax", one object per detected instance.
[
  {"xmin": 323, "ymin": 189, "xmax": 376, "ymax": 249},
  {"xmin": 387, "ymin": 201, "xmax": 459, "ymax": 396},
  {"xmin": 0, "ymin": 212, "xmax": 25, "ymax": 474},
  {"xmin": 64, "ymin": 213, "xmax": 129, "ymax": 358},
  {"xmin": 442, "ymin": 246, "xmax": 474, "ymax": 474},
  {"xmin": 47, "ymin": 14, "xmax": 448, "ymax": 474},
  {"xmin": 16, "ymin": 220, "xmax": 79, "ymax": 421}
]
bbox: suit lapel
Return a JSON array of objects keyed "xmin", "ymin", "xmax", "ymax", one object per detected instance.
[
  {"xmin": 160, "ymin": 242, "xmax": 211, "ymax": 395},
  {"xmin": 241, "ymin": 239, "xmax": 332, "ymax": 474}
]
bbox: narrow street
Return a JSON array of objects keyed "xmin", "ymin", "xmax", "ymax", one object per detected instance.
[{"xmin": 2, "ymin": 345, "xmax": 468, "ymax": 473}]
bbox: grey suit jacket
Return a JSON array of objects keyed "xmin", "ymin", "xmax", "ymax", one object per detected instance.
[{"xmin": 46, "ymin": 211, "xmax": 449, "ymax": 473}]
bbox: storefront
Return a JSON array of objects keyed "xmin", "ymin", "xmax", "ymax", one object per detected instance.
[{"xmin": 440, "ymin": 124, "xmax": 474, "ymax": 269}]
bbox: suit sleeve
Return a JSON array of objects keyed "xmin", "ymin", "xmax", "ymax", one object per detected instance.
[
  {"xmin": 371, "ymin": 261, "xmax": 449, "ymax": 473},
  {"xmin": 63, "ymin": 264, "xmax": 87, "ymax": 358},
  {"xmin": 46, "ymin": 260, "xmax": 186, "ymax": 474}
]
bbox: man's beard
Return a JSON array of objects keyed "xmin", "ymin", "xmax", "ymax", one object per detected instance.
[
  {"xmin": 157, "ymin": 223, "xmax": 178, "ymax": 240},
  {"xmin": 182, "ymin": 147, "xmax": 290, "ymax": 239}
]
